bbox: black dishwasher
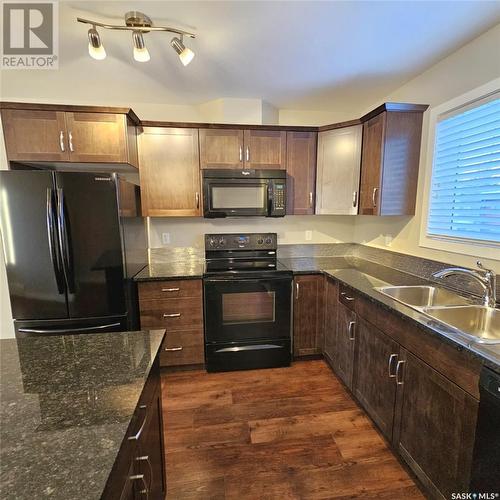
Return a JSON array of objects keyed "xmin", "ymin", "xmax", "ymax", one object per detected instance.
[{"xmin": 469, "ymin": 367, "xmax": 500, "ymax": 492}]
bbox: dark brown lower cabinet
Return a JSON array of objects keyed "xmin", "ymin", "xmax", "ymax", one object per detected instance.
[
  {"xmin": 323, "ymin": 277, "xmax": 338, "ymax": 365},
  {"xmin": 353, "ymin": 318, "xmax": 399, "ymax": 440},
  {"xmin": 103, "ymin": 355, "xmax": 166, "ymax": 500},
  {"xmin": 333, "ymin": 301, "xmax": 356, "ymax": 388},
  {"xmin": 293, "ymin": 275, "xmax": 324, "ymax": 357},
  {"xmin": 393, "ymin": 350, "xmax": 479, "ymax": 499}
]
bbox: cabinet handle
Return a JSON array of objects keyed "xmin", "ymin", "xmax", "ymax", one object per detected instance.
[
  {"xmin": 239, "ymin": 145, "xmax": 243, "ymax": 162},
  {"xmin": 246, "ymin": 146, "xmax": 250, "ymax": 162},
  {"xmin": 348, "ymin": 320, "xmax": 356, "ymax": 341},
  {"xmin": 165, "ymin": 346, "xmax": 183, "ymax": 352},
  {"xmin": 372, "ymin": 187, "xmax": 378, "ymax": 208},
  {"xmin": 352, "ymin": 191, "xmax": 358, "ymax": 207},
  {"xmin": 68, "ymin": 131, "xmax": 74, "ymax": 152},
  {"xmin": 161, "ymin": 287, "xmax": 180, "ymax": 292},
  {"xmin": 129, "ymin": 474, "xmax": 149, "ymax": 497},
  {"xmin": 340, "ymin": 291, "xmax": 354, "ymax": 302},
  {"xmin": 295, "ymin": 282, "xmax": 300, "ymax": 300},
  {"xmin": 309, "ymin": 192, "xmax": 313, "ymax": 208},
  {"xmin": 396, "ymin": 360, "xmax": 406, "ymax": 385},
  {"xmin": 195, "ymin": 192, "xmax": 200, "ymax": 209},
  {"xmin": 388, "ymin": 353, "xmax": 398, "ymax": 378},
  {"xmin": 128, "ymin": 404, "xmax": 147, "ymax": 441},
  {"xmin": 135, "ymin": 455, "xmax": 153, "ymax": 492},
  {"xmin": 163, "ymin": 313, "xmax": 181, "ymax": 318},
  {"xmin": 59, "ymin": 131, "xmax": 65, "ymax": 152}
]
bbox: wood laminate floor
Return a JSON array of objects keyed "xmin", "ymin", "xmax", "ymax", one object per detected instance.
[{"xmin": 161, "ymin": 360, "xmax": 424, "ymax": 499}]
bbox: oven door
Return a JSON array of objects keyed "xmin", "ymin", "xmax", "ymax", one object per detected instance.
[
  {"xmin": 203, "ymin": 178, "xmax": 270, "ymax": 217},
  {"xmin": 204, "ymin": 276, "xmax": 291, "ymax": 343}
]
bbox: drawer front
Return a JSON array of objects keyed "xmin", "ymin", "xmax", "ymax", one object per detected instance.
[
  {"xmin": 140, "ymin": 297, "xmax": 203, "ymax": 330},
  {"xmin": 161, "ymin": 329, "xmax": 204, "ymax": 366},
  {"xmin": 339, "ymin": 283, "xmax": 356, "ymax": 310},
  {"xmin": 138, "ymin": 279, "xmax": 202, "ymax": 300}
]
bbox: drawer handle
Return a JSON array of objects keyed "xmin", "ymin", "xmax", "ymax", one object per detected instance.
[
  {"xmin": 129, "ymin": 474, "xmax": 149, "ymax": 497},
  {"xmin": 347, "ymin": 321, "xmax": 356, "ymax": 341},
  {"xmin": 388, "ymin": 353, "xmax": 398, "ymax": 378},
  {"xmin": 340, "ymin": 292, "xmax": 354, "ymax": 302},
  {"xmin": 396, "ymin": 360, "xmax": 406, "ymax": 385},
  {"xmin": 165, "ymin": 346, "xmax": 183, "ymax": 352},
  {"xmin": 163, "ymin": 313, "xmax": 181, "ymax": 318},
  {"xmin": 128, "ymin": 404, "xmax": 147, "ymax": 441},
  {"xmin": 136, "ymin": 455, "xmax": 153, "ymax": 492},
  {"xmin": 161, "ymin": 287, "xmax": 180, "ymax": 292}
]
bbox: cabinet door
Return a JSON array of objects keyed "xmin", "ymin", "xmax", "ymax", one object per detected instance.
[
  {"xmin": 323, "ymin": 277, "xmax": 338, "ymax": 365},
  {"xmin": 286, "ymin": 131, "xmax": 317, "ymax": 214},
  {"xmin": 1, "ymin": 109, "xmax": 69, "ymax": 161},
  {"xmin": 243, "ymin": 130, "xmax": 287, "ymax": 169},
  {"xmin": 139, "ymin": 127, "xmax": 201, "ymax": 217},
  {"xmin": 393, "ymin": 350, "xmax": 478, "ymax": 499},
  {"xmin": 65, "ymin": 112, "xmax": 128, "ymax": 163},
  {"xmin": 138, "ymin": 387, "xmax": 166, "ymax": 500},
  {"xmin": 293, "ymin": 275, "xmax": 324, "ymax": 356},
  {"xmin": 316, "ymin": 125, "xmax": 362, "ymax": 215},
  {"xmin": 359, "ymin": 113, "xmax": 386, "ymax": 215},
  {"xmin": 334, "ymin": 301, "xmax": 356, "ymax": 388},
  {"xmin": 353, "ymin": 318, "xmax": 399, "ymax": 440},
  {"xmin": 199, "ymin": 128, "xmax": 244, "ymax": 169}
]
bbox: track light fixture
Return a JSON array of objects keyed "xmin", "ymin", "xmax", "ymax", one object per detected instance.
[
  {"xmin": 77, "ymin": 11, "xmax": 196, "ymax": 65},
  {"xmin": 88, "ymin": 27, "xmax": 106, "ymax": 60},
  {"xmin": 171, "ymin": 35, "xmax": 195, "ymax": 66}
]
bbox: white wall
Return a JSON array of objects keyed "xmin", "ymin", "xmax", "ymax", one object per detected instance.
[{"xmin": 353, "ymin": 23, "xmax": 500, "ymax": 273}]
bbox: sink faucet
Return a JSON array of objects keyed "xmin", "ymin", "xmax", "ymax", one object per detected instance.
[{"xmin": 432, "ymin": 261, "xmax": 497, "ymax": 308}]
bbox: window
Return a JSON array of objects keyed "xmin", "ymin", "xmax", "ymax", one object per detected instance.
[{"xmin": 427, "ymin": 92, "xmax": 500, "ymax": 245}]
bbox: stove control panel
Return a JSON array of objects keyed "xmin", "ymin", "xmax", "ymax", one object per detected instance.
[{"xmin": 205, "ymin": 233, "xmax": 277, "ymax": 251}]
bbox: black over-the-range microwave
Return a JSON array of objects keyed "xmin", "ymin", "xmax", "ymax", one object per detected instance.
[{"xmin": 202, "ymin": 169, "xmax": 286, "ymax": 218}]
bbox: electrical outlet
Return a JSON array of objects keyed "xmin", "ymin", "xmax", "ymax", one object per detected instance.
[
  {"xmin": 162, "ymin": 233, "xmax": 170, "ymax": 245},
  {"xmin": 384, "ymin": 235, "xmax": 393, "ymax": 246},
  {"xmin": 305, "ymin": 230, "xmax": 313, "ymax": 241}
]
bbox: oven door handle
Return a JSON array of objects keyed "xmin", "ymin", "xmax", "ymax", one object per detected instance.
[
  {"xmin": 204, "ymin": 277, "xmax": 290, "ymax": 283},
  {"xmin": 215, "ymin": 344, "xmax": 284, "ymax": 353}
]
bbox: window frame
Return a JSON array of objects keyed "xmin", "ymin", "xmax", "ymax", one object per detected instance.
[{"xmin": 419, "ymin": 78, "xmax": 500, "ymax": 260}]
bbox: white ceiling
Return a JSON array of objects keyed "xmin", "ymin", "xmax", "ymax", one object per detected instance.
[{"xmin": 2, "ymin": 1, "xmax": 500, "ymax": 113}]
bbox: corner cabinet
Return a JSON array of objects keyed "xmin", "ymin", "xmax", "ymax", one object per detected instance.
[
  {"xmin": 286, "ymin": 131, "xmax": 317, "ymax": 214},
  {"xmin": 1, "ymin": 106, "xmax": 139, "ymax": 167},
  {"xmin": 316, "ymin": 125, "xmax": 362, "ymax": 215},
  {"xmin": 138, "ymin": 127, "xmax": 202, "ymax": 217},
  {"xmin": 293, "ymin": 275, "xmax": 324, "ymax": 357},
  {"xmin": 359, "ymin": 106, "xmax": 427, "ymax": 215}
]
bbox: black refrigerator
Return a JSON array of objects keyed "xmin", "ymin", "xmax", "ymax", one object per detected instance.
[{"xmin": 0, "ymin": 170, "xmax": 147, "ymax": 336}]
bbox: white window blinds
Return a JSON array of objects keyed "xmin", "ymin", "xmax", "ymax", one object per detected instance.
[{"xmin": 428, "ymin": 93, "xmax": 500, "ymax": 244}]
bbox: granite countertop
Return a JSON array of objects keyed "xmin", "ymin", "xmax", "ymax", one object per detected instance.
[
  {"xmin": 0, "ymin": 329, "xmax": 165, "ymax": 500},
  {"xmin": 134, "ymin": 260, "xmax": 205, "ymax": 281}
]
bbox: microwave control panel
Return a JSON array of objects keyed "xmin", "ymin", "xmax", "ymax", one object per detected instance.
[{"xmin": 270, "ymin": 182, "xmax": 286, "ymax": 215}]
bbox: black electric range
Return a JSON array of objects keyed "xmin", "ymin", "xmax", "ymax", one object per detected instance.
[{"xmin": 203, "ymin": 233, "xmax": 292, "ymax": 372}]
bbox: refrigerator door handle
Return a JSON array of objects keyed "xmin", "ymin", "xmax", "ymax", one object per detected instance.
[
  {"xmin": 56, "ymin": 188, "xmax": 75, "ymax": 293},
  {"xmin": 46, "ymin": 188, "xmax": 65, "ymax": 294},
  {"xmin": 18, "ymin": 322, "xmax": 122, "ymax": 334}
]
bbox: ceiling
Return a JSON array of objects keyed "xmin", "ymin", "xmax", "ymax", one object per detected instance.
[{"xmin": 2, "ymin": 1, "xmax": 500, "ymax": 113}]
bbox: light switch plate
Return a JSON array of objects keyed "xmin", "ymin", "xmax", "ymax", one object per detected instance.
[{"xmin": 305, "ymin": 230, "xmax": 313, "ymax": 241}]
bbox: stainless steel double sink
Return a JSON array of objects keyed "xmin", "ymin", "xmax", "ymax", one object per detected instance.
[{"xmin": 375, "ymin": 285, "xmax": 500, "ymax": 344}]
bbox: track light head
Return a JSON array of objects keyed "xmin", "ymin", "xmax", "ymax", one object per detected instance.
[
  {"xmin": 171, "ymin": 36, "xmax": 194, "ymax": 66},
  {"xmin": 87, "ymin": 27, "xmax": 106, "ymax": 60},
  {"xmin": 132, "ymin": 30, "xmax": 150, "ymax": 62}
]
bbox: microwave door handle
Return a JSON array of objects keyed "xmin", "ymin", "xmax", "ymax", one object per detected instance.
[{"xmin": 267, "ymin": 183, "xmax": 273, "ymax": 216}]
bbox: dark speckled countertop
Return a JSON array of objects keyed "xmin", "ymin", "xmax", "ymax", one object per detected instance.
[
  {"xmin": 0, "ymin": 329, "xmax": 165, "ymax": 500},
  {"xmin": 134, "ymin": 261, "xmax": 205, "ymax": 281}
]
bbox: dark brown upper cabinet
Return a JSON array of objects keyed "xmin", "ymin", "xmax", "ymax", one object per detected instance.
[
  {"xmin": 199, "ymin": 128, "xmax": 244, "ymax": 169},
  {"xmin": 138, "ymin": 127, "xmax": 201, "ymax": 217},
  {"xmin": 243, "ymin": 129, "xmax": 287, "ymax": 170},
  {"xmin": 1, "ymin": 104, "xmax": 139, "ymax": 167},
  {"xmin": 293, "ymin": 274, "xmax": 324, "ymax": 357},
  {"xmin": 358, "ymin": 106, "xmax": 427, "ymax": 215},
  {"xmin": 286, "ymin": 131, "xmax": 317, "ymax": 214},
  {"xmin": 199, "ymin": 128, "xmax": 287, "ymax": 170}
]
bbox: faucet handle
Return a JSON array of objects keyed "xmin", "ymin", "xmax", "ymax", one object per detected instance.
[{"xmin": 477, "ymin": 261, "xmax": 494, "ymax": 275}]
